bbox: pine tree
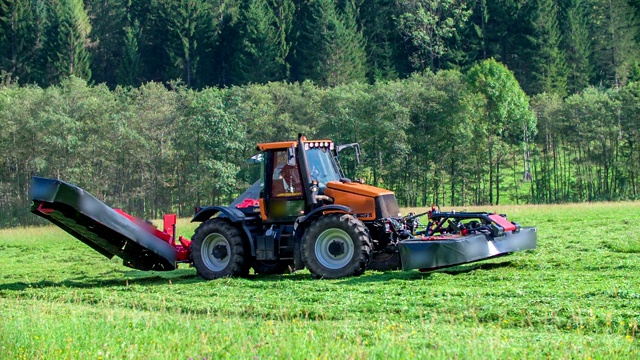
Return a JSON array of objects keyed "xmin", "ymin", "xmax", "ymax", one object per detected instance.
[
  {"xmin": 195, "ymin": 0, "xmax": 240, "ymax": 87},
  {"xmin": 563, "ymin": 0, "xmax": 592, "ymax": 94},
  {"xmin": 338, "ymin": 0, "xmax": 367, "ymax": 82},
  {"xmin": 0, "ymin": 0, "xmax": 41, "ymax": 83},
  {"xmin": 160, "ymin": 0, "xmax": 208, "ymax": 87},
  {"xmin": 296, "ymin": 0, "xmax": 367, "ymax": 86},
  {"xmin": 360, "ymin": 0, "xmax": 407, "ymax": 81},
  {"xmin": 590, "ymin": 0, "xmax": 640, "ymax": 87},
  {"xmin": 117, "ymin": 20, "xmax": 143, "ymax": 86},
  {"xmin": 126, "ymin": 0, "xmax": 170, "ymax": 83},
  {"xmin": 271, "ymin": 0, "xmax": 294, "ymax": 79},
  {"xmin": 234, "ymin": 0, "xmax": 282, "ymax": 84},
  {"xmin": 85, "ymin": 0, "xmax": 127, "ymax": 87},
  {"xmin": 444, "ymin": 0, "xmax": 488, "ymax": 71},
  {"xmin": 44, "ymin": 0, "xmax": 92, "ymax": 84},
  {"xmin": 479, "ymin": 0, "xmax": 539, "ymax": 93},
  {"xmin": 528, "ymin": 0, "xmax": 568, "ymax": 96}
]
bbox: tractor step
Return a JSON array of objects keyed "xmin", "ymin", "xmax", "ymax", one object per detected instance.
[
  {"xmin": 30, "ymin": 177, "xmax": 178, "ymax": 271},
  {"xmin": 397, "ymin": 227, "xmax": 537, "ymax": 271}
]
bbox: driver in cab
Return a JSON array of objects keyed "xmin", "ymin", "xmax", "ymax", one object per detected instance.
[{"xmin": 272, "ymin": 150, "xmax": 302, "ymax": 197}]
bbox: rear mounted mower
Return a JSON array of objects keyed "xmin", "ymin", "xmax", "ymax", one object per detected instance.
[
  {"xmin": 30, "ymin": 135, "xmax": 536, "ymax": 279},
  {"xmin": 30, "ymin": 177, "xmax": 190, "ymax": 271}
]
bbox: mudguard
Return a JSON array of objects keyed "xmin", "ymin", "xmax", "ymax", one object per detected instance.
[
  {"xmin": 30, "ymin": 177, "xmax": 178, "ymax": 271},
  {"xmin": 190, "ymin": 205, "xmax": 259, "ymax": 256},
  {"xmin": 298, "ymin": 204, "xmax": 353, "ymax": 225},
  {"xmin": 191, "ymin": 206, "xmax": 246, "ymax": 223},
  {"xmin": 293, "ymin": 204, "xmax": 353, "ymax": 240}
]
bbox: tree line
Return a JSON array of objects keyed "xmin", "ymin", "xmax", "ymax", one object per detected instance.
[
  {"xmin": 1, "ymin": 0, "xmax": 640, "ymax": 94},
  {"xmin": 1, "ymin": 59, "xmax": 639, "ymax": 227}
]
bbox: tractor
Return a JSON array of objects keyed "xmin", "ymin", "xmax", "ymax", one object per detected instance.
[{"xmin": 30, "ymin": 135, "xmax": 536, "ymax": 279}]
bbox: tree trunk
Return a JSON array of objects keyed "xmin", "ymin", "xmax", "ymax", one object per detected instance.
[{"xmin": 488, "ymin": 144, "xmax": 493, "ymax": 204}]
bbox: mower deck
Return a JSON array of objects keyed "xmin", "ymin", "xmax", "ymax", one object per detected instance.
[
  {"xmin": 30, "ymin": 177, "xmax": 178, "ymax": 271},
  {"xmin": 397, "ymin": 227, "xmax": 537, "ymax": 271}
]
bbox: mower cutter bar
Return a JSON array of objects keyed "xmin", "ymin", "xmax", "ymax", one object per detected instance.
[
  {"xmin": 397, "ymin": 227, "xmax": 537, "ymax": 271},
  {"xmin": 30, "ymin": 177, "xmax": 178, "ymax": 271}
]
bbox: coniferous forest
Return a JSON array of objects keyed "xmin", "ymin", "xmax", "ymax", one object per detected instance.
[{"xmin": 1, "ymin": 0, "xmax": 640, "ymax": 226}]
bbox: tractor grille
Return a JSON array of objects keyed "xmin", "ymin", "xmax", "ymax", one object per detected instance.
[{"xmin": 375, "ymin": 194, "xmax": 401, "ymax": 218}]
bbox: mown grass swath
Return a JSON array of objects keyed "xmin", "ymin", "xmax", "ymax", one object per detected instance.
[{"xmin": 0, "ymin": 203, "xmax": 638, "ymax": 358}]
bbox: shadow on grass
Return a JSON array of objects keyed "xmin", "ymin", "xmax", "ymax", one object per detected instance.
[
  {"xmin": 248, "ymin": 260, "xmax": 515, "ymax": 285},
  {"xmin": 436, "ymin": 260, "xmax": 514, "ymax": 275},
  {"xmin": 0, "ymin": 261, "xmax": 515, "ymax": 291},
  {"xmin": 0, "ymin": 269, "xmax": 201, "ymax": 291},
  {"xmin": 335, "ymin": 260, "xmax": 513, "ymax": 284}
]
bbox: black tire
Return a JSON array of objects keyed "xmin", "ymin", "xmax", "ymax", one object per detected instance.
[
  {"xmin": 301, "ymin": 214, "xmax": 372, "ymax": 279},
  {"xmin": 191, "ymin": 219, "xmax": 249, "ymax": 280},
  {"xmin": 368, "ymin": 251, "xmax": 401, "ymax": 271},
  {"xmin": 252, "ymin": 260, "xmax": 294, "ymax": 275}
]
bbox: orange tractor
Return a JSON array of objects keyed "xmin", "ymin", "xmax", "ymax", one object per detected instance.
[{"xmin": 31, "ymin": 135, "xmax": 536, "ymax": 279}]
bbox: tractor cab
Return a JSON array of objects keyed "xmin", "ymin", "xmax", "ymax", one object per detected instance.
[{"xmin": 256, "ymin": 137, "xmax": 342, "ymax": 221}]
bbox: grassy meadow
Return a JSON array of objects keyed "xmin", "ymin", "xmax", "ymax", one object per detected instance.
[{"xmin": 0, "ymin": 202, "xmax": 639, "ymax": 359}]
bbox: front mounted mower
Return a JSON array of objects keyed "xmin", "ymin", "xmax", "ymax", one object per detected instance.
[{"xmin": 31, "ymin": 135, "xmax": 536, "ymax": 279}]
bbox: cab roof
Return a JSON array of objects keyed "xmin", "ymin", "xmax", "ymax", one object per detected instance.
[{"xmin": 256, "ymin": 139, "xmax": 333, "ymax": 151}]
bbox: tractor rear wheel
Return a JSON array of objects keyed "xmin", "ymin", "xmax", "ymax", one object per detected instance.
[
  {"xmin": 302, "ymin": 214, "xmax": 372, "ymax": 279},
  {"xmin": 191, "ymin": 219, "xmax": 249, "ymax": 280}
]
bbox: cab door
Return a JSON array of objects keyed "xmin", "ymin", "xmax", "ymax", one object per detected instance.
[{"xmin": 263, "ymin": 148, "xmax": 306, "ymax": 221}]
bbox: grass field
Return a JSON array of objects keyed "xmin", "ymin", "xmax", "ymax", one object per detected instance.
[{"xmin": 1, "ymin": 203, "xmax": 639, "ymax": 359}]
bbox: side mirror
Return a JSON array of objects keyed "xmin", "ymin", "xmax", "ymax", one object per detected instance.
[{"xmin": 335, "ymin": 143, "xmax": 361, "ymax": 165}]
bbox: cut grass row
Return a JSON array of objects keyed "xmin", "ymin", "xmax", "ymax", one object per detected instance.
[{"xmin": 1, "ymin": 202, "xmax": 639, "ymax": 358}]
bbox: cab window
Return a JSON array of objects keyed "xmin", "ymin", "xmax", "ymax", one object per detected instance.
[{"xmin": 271, "ymin": 150, "xmax": 302, "ymax": 197}]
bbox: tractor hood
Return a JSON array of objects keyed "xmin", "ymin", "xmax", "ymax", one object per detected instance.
[
  {"xmin": 324, "ymin": 181, "xmax": 400, "ymax": 220},
  {"xmin": 325, "ymin": 181, "xmax": 394, "ymax": 198}
]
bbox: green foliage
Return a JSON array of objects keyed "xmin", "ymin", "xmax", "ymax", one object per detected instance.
[
  {"xmin": 468, "ymin": 59, "xmax": 535, "ymax": 141},
  {"xmin": 2, "ymin": 61, "xmax": 640, "ymax": 225},
  {"xmin": 467, "ymin": 59, "xmax": 536, "ymax": 204},
  {"xmin": 563, "ymin": 0, "xmax": 593, "ymax": 94},
  {"xmin": 234, "ymin": 0, "xmax": 283, "ymax": 84},
  {"xmin": 44, "ymin": 0, "xmax": 92, "ymax": 84},
  {"xmin": 360, "ymin": 0, "xmax": 406, "ymax": 81},
  {"xmin": 177, "ymin": 87, "xmax": 245, "ymax": 204},
  {"xmin": 117, "ymin": 21, "xmax": 143, "ymax": 87},
  {"xmin": 1, "ymin": 203, "xmax": 639, "ymax": 358},
  {"xmin": 530, "ymin": 0, "xmax": 568, "ymax": 96},
  {"xmin": 590, "ymin": 0, "xmax": 640, "ymax": 87},
  {"xmin": 159, "ymin": 0, "xmax": 209, "ymax": 87},
  {"xmin": 0, "ymin": 0, "xmax": 40, "ymax": 83},
  {"xmin": 271, "ymin": 0, "xmax": 295, "ymax": 78},
  {"xmin": 1, "ymin": 0, "xmax": 639, "ymax": 92},
  {"xmin": 86, "ymin": 0, "xmax": 127, "ymax": 87},
  {"xmin": 295, "ymin": 0, "xmax": 367, "ymax": 86},
  {"xmin": 396, "ymin": 0, "xmax": 472, "ymax": 71}
]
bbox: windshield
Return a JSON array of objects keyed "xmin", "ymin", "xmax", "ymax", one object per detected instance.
[{"xmin": 306, "ymin": 147, "xmax": 341, "ymax": 188}]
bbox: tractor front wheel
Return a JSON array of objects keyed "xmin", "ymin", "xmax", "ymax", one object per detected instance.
[
  {"xmin": 192, "ymin": 219, "xmax": 249, "ymax": 280},
  {"xmin": 302, "ymin": 214, "xmax": 372, "ymax": 279}
]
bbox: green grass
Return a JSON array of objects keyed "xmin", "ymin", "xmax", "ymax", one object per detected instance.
[{"xmin": 1, "ymin": 203, "xmax": 639, "ymax": 359}]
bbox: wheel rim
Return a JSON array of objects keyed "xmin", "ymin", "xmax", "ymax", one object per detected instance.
[
  {"xmin": 315, "ymin": 228, "xmax": 354, "ymax": 269},
  {"xmin": 201, "ymin": 233, "xmax": 231, "ymax": 271}
]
